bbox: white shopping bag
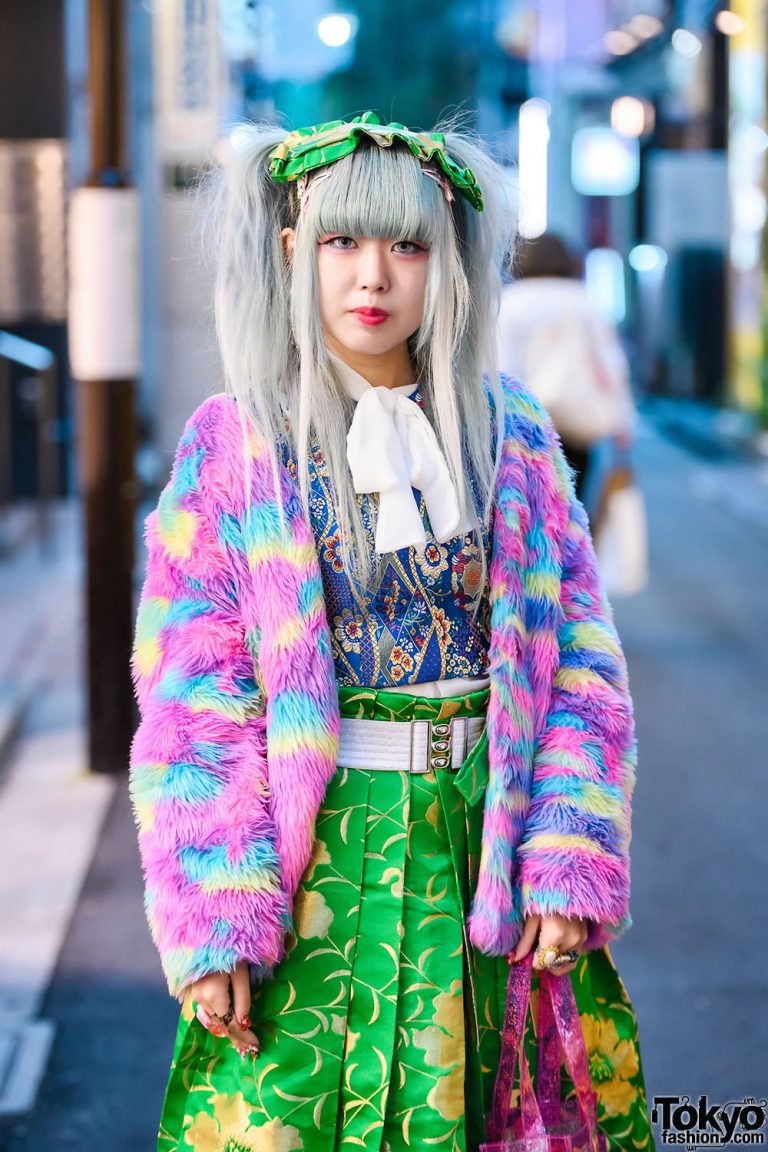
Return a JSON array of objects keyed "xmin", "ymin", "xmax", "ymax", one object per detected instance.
[{"xmin": 593, "ymin": 469, "xmax": 649, "ymax": 598}]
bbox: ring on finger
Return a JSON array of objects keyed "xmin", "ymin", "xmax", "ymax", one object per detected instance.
[
  {"xmin": 534, "ymin": 944, "xmax": 579, "ymax": 970},
  {"xmin": 208, "ymin": 1007, "xmax": 235, "ymax": 1028},
  {"xmin": 551, "ymin": 949, "xmax": 579, "ymax": 966},
  {"xmin": 533, "ymin": 945, "xmax": 561, "ymax": 970}
]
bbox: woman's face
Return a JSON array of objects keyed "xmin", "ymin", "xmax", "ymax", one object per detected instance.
[{"xmin": 286, "ymin": 228, "xmax": 429, "ymax": 361}]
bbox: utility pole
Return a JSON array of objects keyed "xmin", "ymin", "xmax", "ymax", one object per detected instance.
[{"xmin": 68, "ymin": 0, "xmax": 140, "ymax": 773}]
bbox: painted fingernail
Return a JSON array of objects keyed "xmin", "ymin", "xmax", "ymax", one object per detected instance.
[{"xmin": 239, "ymin": 1014, "xmax": 251, "ymax": 1029}]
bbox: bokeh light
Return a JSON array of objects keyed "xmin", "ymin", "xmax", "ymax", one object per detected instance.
[
  {"xmin": 671, "ymin": 28, "xmax": 703, "ymax": 58},
  {"xmin": 317, "ymin": 14, "xmax": 354, "ymax": 48}
]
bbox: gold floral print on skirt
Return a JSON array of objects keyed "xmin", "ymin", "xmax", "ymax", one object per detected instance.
[{"xmin": 157, "ymin": 686, "xmax": 654, "ymax": 1152}]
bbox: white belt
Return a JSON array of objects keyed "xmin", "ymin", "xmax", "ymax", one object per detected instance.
[{"xmin": 337, "ymin": 714, "xmax": 486, "ymax": 775}]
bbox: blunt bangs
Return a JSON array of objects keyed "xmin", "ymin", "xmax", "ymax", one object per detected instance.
[{"xmin": 305, "ymin": 143, "xmax": 448, "ymax": 246}]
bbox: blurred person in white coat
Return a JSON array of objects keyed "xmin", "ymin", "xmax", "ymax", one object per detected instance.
[{"xmin": 497, "ymin": 234, "xmax": 636, "ymax": 503}]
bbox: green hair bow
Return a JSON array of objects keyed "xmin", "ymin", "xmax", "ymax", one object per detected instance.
[{"xmin": 268, "ymin": 111, "xmax": 484, "ymax": 212}]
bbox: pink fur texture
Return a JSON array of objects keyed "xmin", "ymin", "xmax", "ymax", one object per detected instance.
[{"xmin": 130, "ymin": 380, "xmax": 635, "ymax": 997}]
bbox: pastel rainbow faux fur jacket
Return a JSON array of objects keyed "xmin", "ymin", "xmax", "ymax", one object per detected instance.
[{"xmin": 130, "ymin": 376, "xmax": 636, "ymax": 998}]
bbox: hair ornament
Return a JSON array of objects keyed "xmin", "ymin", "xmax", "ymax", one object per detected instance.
[
  {"xmin": 295, "ymin": 169, "xmax": 333, "ymax": 212},
  {"xmin": 420, "ymin": 166, "xmax": 455, "ymax": 204},
  {"xmin": 269, "ymin": 111, "xmax": 484, "ymax": 212}
]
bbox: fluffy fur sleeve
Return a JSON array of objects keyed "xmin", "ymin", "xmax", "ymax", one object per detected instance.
[
  {"xmin": 129, "ymin": 395, "xmax": 322, "ymax": 998},
  {"xmin": 516, "ymin": 443, "xmax": 636, "ymax": 950}
]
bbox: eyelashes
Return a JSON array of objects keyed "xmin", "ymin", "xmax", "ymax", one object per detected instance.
[{"xmin": 318, "ymin": 235, "xmax": 429, "ymax": 255}]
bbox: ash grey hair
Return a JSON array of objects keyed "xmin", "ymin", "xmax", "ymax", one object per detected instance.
[{"xmin": 201, "ymin": 121, "xmax": 515, "ymax": 593}]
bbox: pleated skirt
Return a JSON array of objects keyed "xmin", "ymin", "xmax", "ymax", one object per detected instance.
[{"xmin": 157, "ymin": 687, "xmax": 654, "ymax": 1152}]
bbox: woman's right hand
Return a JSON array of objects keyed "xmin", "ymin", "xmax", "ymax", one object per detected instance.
[{"xmin": 189, "ymin": 960, "xmax": 260, "ymax": 1059}]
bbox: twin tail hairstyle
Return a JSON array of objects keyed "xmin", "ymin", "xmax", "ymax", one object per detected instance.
[{"xmin": 199, "ymin": 120, "xmax": 517, "ymax": 592}]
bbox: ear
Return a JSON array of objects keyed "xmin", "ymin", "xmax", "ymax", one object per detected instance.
[{"xmin": 281, "ymin": 227, "xmax": 296, "ymax": 263}]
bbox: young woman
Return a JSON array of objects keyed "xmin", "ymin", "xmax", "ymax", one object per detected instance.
[{"xmin": 130, "ymin": 113, "xmax": 653, "ymax": 1152}]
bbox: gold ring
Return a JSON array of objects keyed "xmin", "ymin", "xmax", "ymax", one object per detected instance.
[
  {"xmin": 533, "ymin": 944, "xmax": 579, "ymax": 970},
  {"xmin": 533, "ymin": 944, "xmax": 560, "ymax": 970}
]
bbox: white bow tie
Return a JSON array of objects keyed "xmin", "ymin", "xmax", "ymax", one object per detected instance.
[{"xmin": 330, "ymin": 354, "xmax": 473, "ymax": 554}]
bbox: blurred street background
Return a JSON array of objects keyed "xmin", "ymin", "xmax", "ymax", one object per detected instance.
[{"xmin": 0, "ymin": 0, "xmax": 767, "ymax": 1148}]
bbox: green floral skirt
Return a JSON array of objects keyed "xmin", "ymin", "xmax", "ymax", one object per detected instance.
[{"xmin": 158, "ymin": 687, "xmax": 654, "ymax": 1152}]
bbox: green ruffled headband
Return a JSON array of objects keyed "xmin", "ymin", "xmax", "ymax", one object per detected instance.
[{"xmin": 268, "ymin": 111, "xmax": 484, "ymax": 212}]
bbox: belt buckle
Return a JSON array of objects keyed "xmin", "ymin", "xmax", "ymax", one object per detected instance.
[
  {"xmin": 429, "ymin": 719, "xmax": 453, "ymax": 772},
  {"xmin": 407, "ymin": 718, "xmax": 458, "ymax": 774},
  {"xmin": 408, "ymin": 720, "xmax": 431, "ymax": 774}
]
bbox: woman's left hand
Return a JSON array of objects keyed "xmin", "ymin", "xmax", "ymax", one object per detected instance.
[{"xmin": 507, "ymin": 914, "xmax": 588, "ymax": 977}]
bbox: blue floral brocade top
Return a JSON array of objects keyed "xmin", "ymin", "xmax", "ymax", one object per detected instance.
[{"xmin": 281, "ymin": 389, "xmax": 492, "ymax": 689}]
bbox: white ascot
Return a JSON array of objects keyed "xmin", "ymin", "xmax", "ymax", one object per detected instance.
[{"xmin": 330, "ymin": 354, "xmax": 473, "ymax": 554}]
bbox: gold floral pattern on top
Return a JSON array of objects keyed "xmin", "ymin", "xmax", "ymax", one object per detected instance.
[
  {"xmin": 433, "ymin": 607, "xmax": 452, "ymax": 645},
  {"xmin": 417, "ymin": 540, "xmax": 450, "ymax": 581},
  {"xmin": 381, "ymin": 580, "xmax": 403, "ymax": 624},
  {"xmin": 333, "ymin": 608, "xmax": 364, "ymax": 655},
  {"xmin": 389, "ymin": 646, "xmax": 414, "ymax": 682},
  {"xmin": 280, "ymin": 415, "xmax": 493, "ymax": 688},
  {"xmin": 322, "ymin": 530, "xmax": 344, "ymax": 574},
  {"xmin": 451, "ymin": 543, "xmax": 485, "ymax": 610}
]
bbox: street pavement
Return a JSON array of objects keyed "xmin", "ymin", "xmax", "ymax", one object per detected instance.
[
  {"xmin": 607, "ymin": 419, "xmax": 768, "ymax": 1107},
  {"xmin": 0, "ymin": 413, "xmax": 767, "ymax": 1150}
]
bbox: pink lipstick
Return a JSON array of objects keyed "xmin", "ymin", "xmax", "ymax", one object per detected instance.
[{"xmin": 353, "ymin": 307, "xmax": 389, "ymax": 326}]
